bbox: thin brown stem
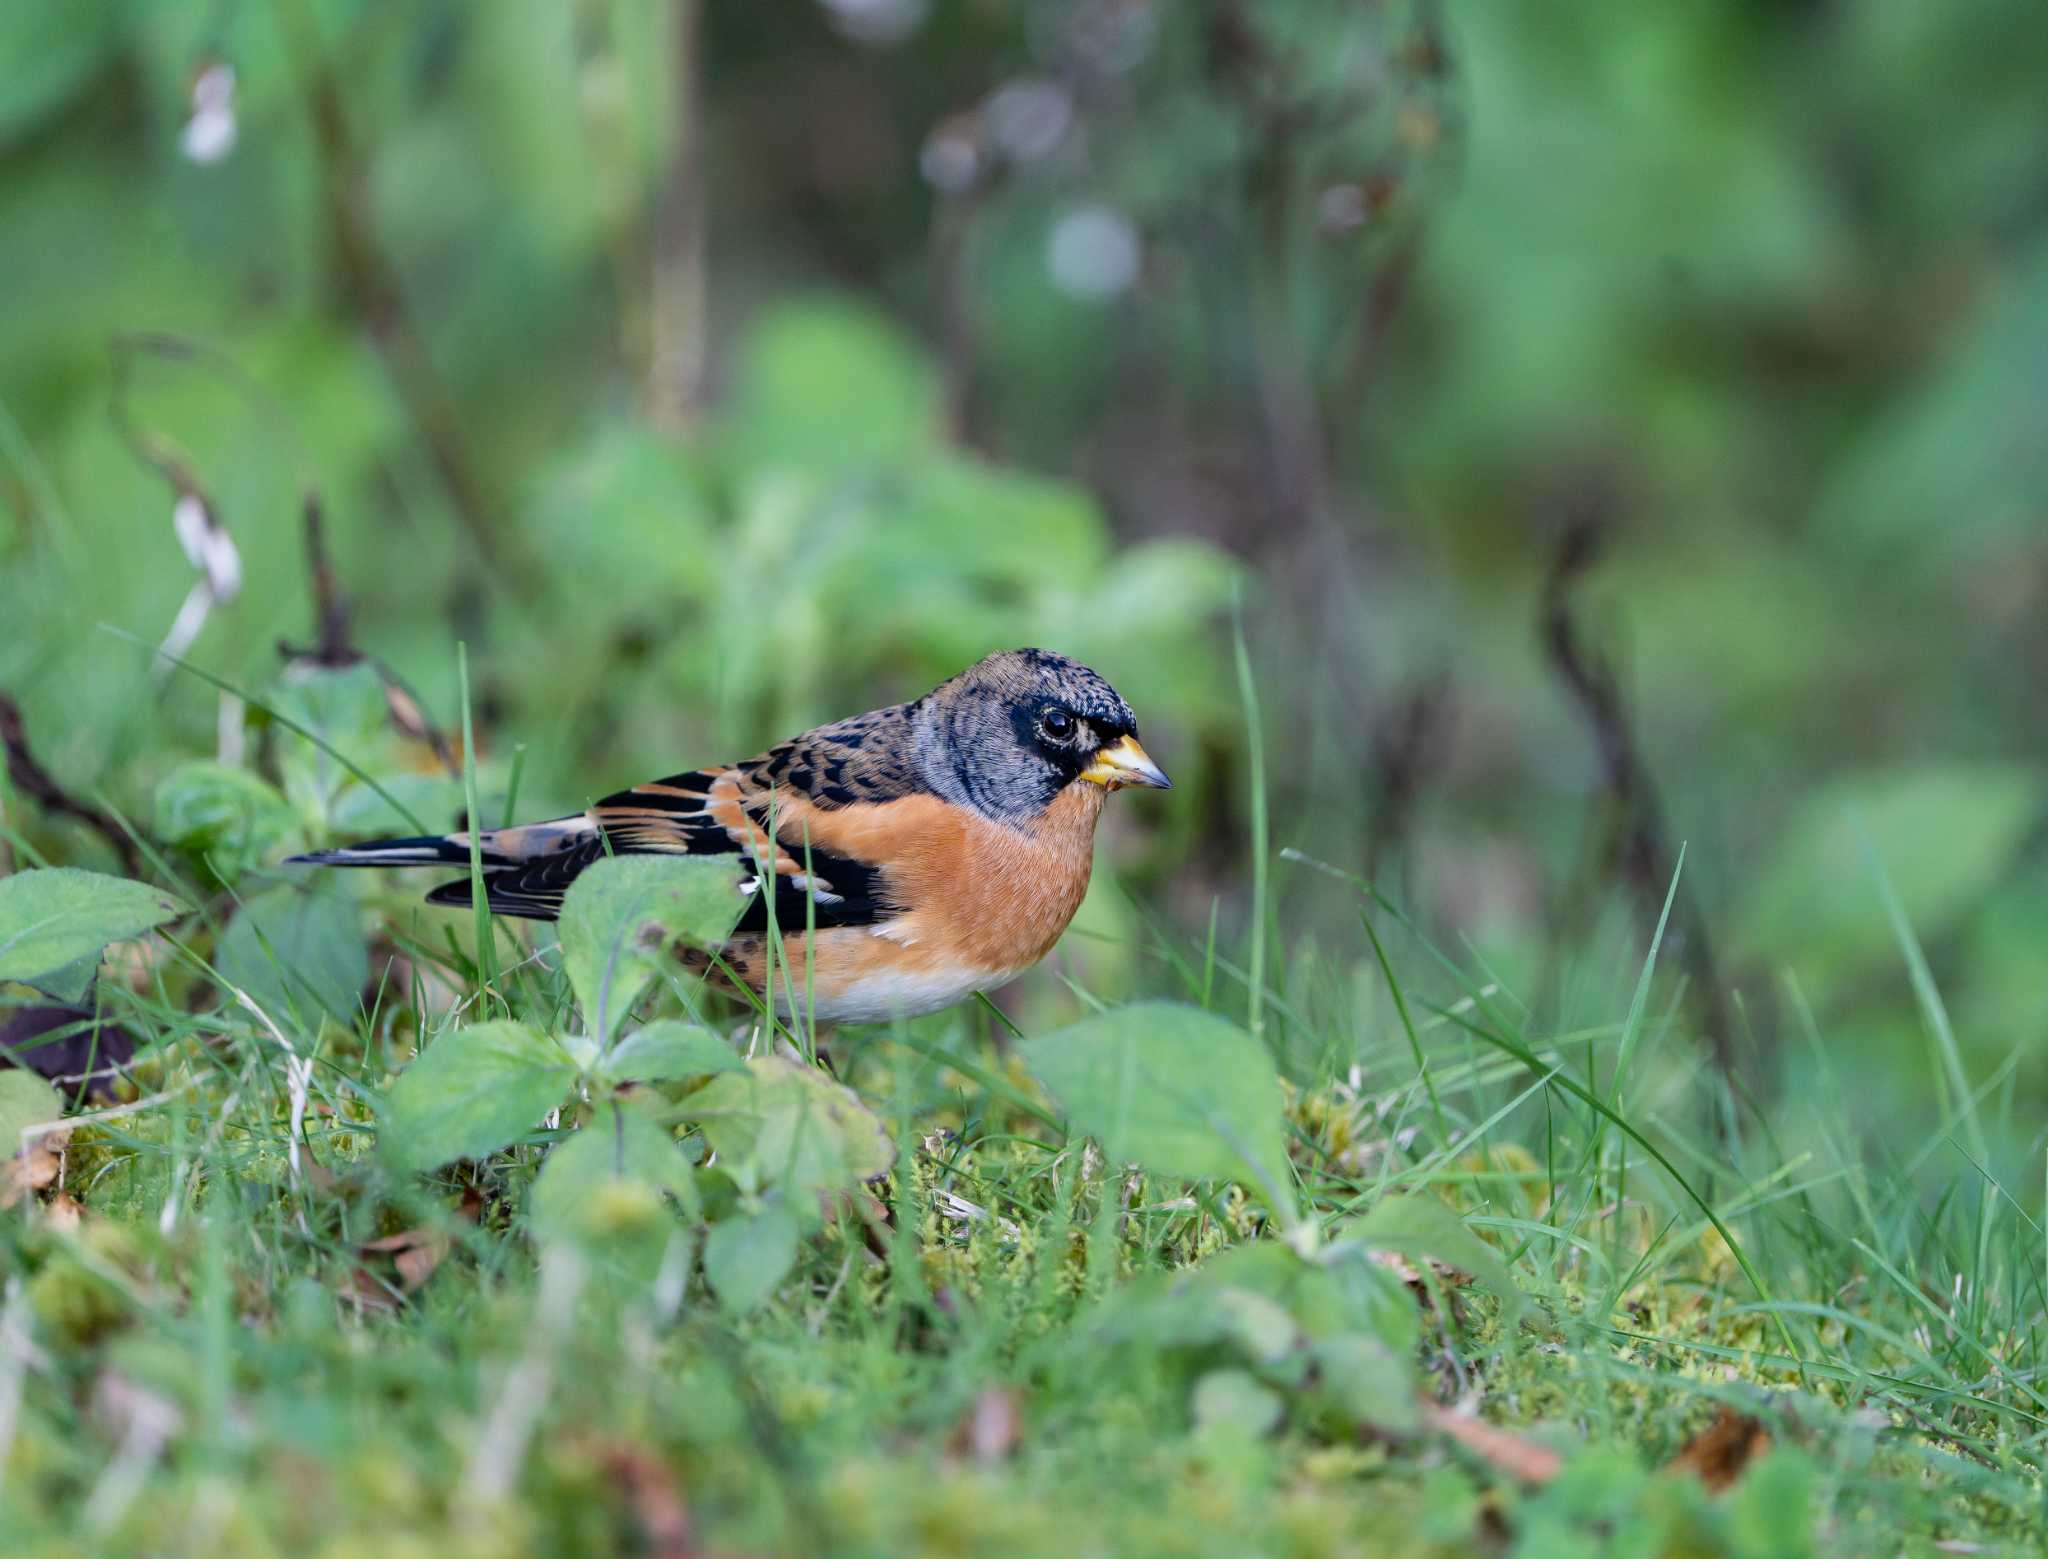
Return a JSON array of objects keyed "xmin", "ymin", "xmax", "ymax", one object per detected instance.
[
  {"xmin": 647, "ymin": 0, "xmax": 708, "ymax": 432},
  {"xmin": 0, "ymin": 692, "xmax": 145, "ymax": 877},
  {"xmin": 278, "ymin": 0, "xmax": 536, "ymax": 594},
  {"xmin": 1539, "ymin": 504, "xmax": 1740, "ymax": 1081}
]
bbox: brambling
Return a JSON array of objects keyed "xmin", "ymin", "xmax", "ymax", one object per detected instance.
[{"xmin": 289, "ymin": 649, "xmax": 1169, "ymax": 1021}]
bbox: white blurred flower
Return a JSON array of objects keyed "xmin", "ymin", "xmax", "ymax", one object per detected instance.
[
  {"xmin": 1046, "ymin": 204, "xmax": 1141, "ymax": 300},
  {"xmin": 985, "ymin": 78, "xmax": 1072, "ymax": 164},
  {"xmin": 158, "ymin": 491, "xmax": 241, "ymax": 680},
  {"xmin": 179, "ymin": 61, "xmax": 237, "ymax": 165},
  {"xmin": 818, "ymin": 0, "xmax": 927, "ymax": 46},
  {"xmin": 1317, "ymin": 183, "xmax": 1368, "ymax": 234},
  {"xmin": 919, "ymin": 119, "xmax": 981, "ymax": 195},
  {"xmin": 1055, "ymin": 0, "xmax": 1158, "ymax": 78},
  {"xmin": 172, "ymin": 492, "xmax": 242, "ymax": 601}
]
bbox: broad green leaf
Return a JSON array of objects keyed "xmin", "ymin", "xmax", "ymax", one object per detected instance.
[
  {"xmin": 1729, "ymin": 1447, "xmax": 1816, "ymax": 1545},
  {"xmin": 216, "ymin": 885, "xmax": 368, "ymax": 1028},
  {"xmin": 1193, "ymin": 1242, "xmax": 1417, "ymax": 1353},
  {"xmin": 26, "ymin": 955, "xmax": 99, "ymax": 1006},
  {"xmin": 1310, "ymin": 1333, "xmax": 1418, "ymax": 1433},
  {"xmin": 1191, "ymin": 1369, "xmax": 1284, "ymax": 1438},
  {"xmin": 524, "ymin": 428, "xmax": 718, "ymax": 606},
  {"xmin": 0, "ymin": 0, "xmax": 123, "ymax": 139},
  {"xmin": 382, "ymin": 1021, "xmax": 577, "ymax": 1175},
  {"xmin": 1024, "ymin": 1001, "xmax": 1295, "ymax": 1219},
  {"xmin": 1332, "ymin": 1195, "xmax": 1522, "ymax": 1323},
  {"xmin": 0, "ymin": 869, "xmax": 187, "ymax": 996},
  {"xmin": 685, "ymin": 1056, "xmax": 891, "ymax": 1211},
  {"xmin": 602, "ymin": 1020, "xmax": 742, "ymax": 1086},
  {"xmin": 1209, "ymin": 1287, "xmax": 1302, "ymax": 1368},
  {"xmin": 558, "ymin": 855, "xmax": 745, "ymax": 1041},
  {"xmin": 272, "ymin": 662, "xmax": 401, "ymax": 825},
  {"xmin": 153, "ymin": 762, "xmax": 300, "ymax": 886},
  {"xmin": 1321, "ymin": 1246, "xmax": 1423, "ymax": 1356},
  {"xmin": 703, "ymin": 1205, "xmax": 800, "ymax": 1315},
  {"xmin": 0, "ymin": 1070, "xmax": 62, "ymax": 1152},
  {"xmin": 530, "ymin": 1105, "xmax": 694, "ymax": 1281},
  {"xmin": 1734, "ymin": 765, "xmax": 2042, "ymax": 980}
]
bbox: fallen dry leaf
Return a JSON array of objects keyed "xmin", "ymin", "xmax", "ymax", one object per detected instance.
[
  {"xmin": 344, "ymin": 1225, "xmax": 454, "ymax": 1312},
  {"xmin": 1420, "ymin": 1399, "xmax": 1563, "ymax": 1484},
  {"xmin": 1667, "ymin": 1406, "xmax": 1771, "ymax": 1493},
  {"xmin": 1, "ymin": 1127, "xmax": 69, "ymax": 1210},
  {"xmin": 947, "ymin": 1387, "xmax": 1024, "ymax": 1466},
  {"xmin": 2, "ymin": 1005, "xmax": 137, "ymax": 1101},
  {"xmin": 599, "ymin": 1441, "xmax": 697, "ymax": 1559},
  {"xmin": 361, "ymin": 1227, "xmax": 452, "ymax": 1293}
]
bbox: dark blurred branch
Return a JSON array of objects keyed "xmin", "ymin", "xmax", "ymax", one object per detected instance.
[
  {"xmin": 278, "ymin": 493, "xmax": 358, "ymax": 669},
  {"xmin": 278, "ymin": 494, "xmax": 462, "ymax": 778},
  {"xmin": 1540, "ymin": 507, "xmax": 1738, "ymax": 1078},
  {"xmin": 934, "ymin": 186, "xmax": 991, "ymax": 450},
  {"xmin": 0, "ymin": 692, "xmax": 145, "ymax": 877},
  {"xmin": 1362, "ymin": 671, "xmax": 1451, "ymax": 881},
  {"xmin": 647, "ymin": 0, "xmax": 709, "ymax": 432},
  {"xmin": 279, "ymin": 0, "xmax": 535, "ymax": 594},
  {"xmin": 572, "ymin": 0, "xmax": 653, "ymax": 394}
]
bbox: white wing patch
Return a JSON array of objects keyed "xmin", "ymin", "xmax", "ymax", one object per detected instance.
[{"xmin": 737, "ymin": 872, "xmax": 845, "ymax": 906}]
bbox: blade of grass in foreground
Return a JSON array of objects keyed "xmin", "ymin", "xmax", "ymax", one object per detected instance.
[
  {"xmin": 457, "ymin": 642, "xmax": 497, "ymax": 999},
  {"xmin": 1357, "ymin": 906, "xmax": 1449, "ymax": 1145},
  {"xmin": 1418, "ymin": 989, "xmax": 1801, "ymax": 1364},
  {"xmin": 1334, "ymin": 865, "xmax": 1802, "ymax": 1366},
  {"xmin": 1862, "ymin": 819, "xmax": 2001, "ymax": 1337},
  {"xmin": 1231, "ymin": 590, "xmax": 1269, "ymax": 1048}
]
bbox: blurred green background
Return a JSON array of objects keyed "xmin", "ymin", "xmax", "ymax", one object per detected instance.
[{"xmin": 4, "ymin": 0, "xmax": 2046, "ymax": 1104}]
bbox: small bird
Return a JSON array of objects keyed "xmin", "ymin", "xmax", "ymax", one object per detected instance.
[{"xmin": 289, "ymin": 649, "xmax": 1169, "ymax": 1022}]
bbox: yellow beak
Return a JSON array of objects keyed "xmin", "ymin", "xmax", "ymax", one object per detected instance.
[{"xmin": 1079, "ymin": 734, "xmax": 1172, "ymax": 792}]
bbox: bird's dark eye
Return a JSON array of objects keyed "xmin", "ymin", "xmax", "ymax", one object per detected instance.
[{"xmin": 1039, "ymin": 707, "xmax": 1076, "ymax": 742}]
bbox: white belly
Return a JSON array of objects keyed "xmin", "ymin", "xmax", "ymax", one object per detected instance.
[{"xmin": 773, "ymin": 959, "xmax": 1025, "ymax": 1024}]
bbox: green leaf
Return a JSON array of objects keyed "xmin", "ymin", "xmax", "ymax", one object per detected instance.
[
  {"xmin": 0, "ymin": 1070, "xmax": 62, "ymax": 1153},
  {"xmin": 524, "ymin": 428, "xmax": 719, "ymax": 606},
  {"xmin": 1310, "ymin": 1333, "xmax": 1419, "ymax": 1433},
  {"xmin": 216, "ymin": 885, "xmax": 368, "ymax": 1028},
  {"xmin": 602, "ymin": 1020, "xmax": 743, "ymax": 1086},
  {"xmin": 382, "ymin": 1021, "xmax": 577, "ymax": 1175},
  {"xmin": 558, "ymin": 855, "xmax": 745, "ymax": 1041},
  {"xmin": 26, "ymin": 955, "xmax": 99, "ymax": 1006},
  {"xmin": 530, "ymin": 1105, "xmax": 694, "ymax": 1280},
  {"xmin": 1208, "ymin": 1286, "xmax": 1303, "ymax": 1368},
  {"xmin": 1191, "ymin": 1368, "xmax": 1285, "ymax": 1438},
  {"xmin": 1193, "ymin": 1241, "xmax": 1420, "ymax": 1353},
  {"xmin": 1734, "ymin": 764, "xmax": 2042, "ymax": 981},
  {"xmin": 729, "ymin": 300, "xmax": 938, "ymax": 470},
  {"xmin": 153, "ymin": 762, "xmax": 300, "ymax": 886},
  {"xmin": 0, "ymin": 0, "xmax": 123, "ymax": 139},
  {"xmin": 702, "ymin": 1204, "xmax": 801, "ymax": 1315},
  {"xmin": 0, "ymin": 869, "xmax": 187, "ymax": 997},
  {"xmin": 685, "ymin": 1056, "xmax": 891, "ymax": 1210},
  {"xmin": 1024, "ymin": 1001, "xmax": 1295, "ymax": 1220},
  {"xmin": 1332, "ymin": 1195, "xmax": 1523, "ymax": 1322},
  {"xmin": 1728, "ymin": 1447, "xmax": 1815, "ymax": 1547}
]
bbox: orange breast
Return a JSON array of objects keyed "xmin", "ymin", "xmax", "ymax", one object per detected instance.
[
  {"xmin": 788, "ymin": 784, "xmax": 1104, "ymax": 972},
  {"xmin": 704, "ymin": 783, "xmax": 1105, "ymax": 1020}
]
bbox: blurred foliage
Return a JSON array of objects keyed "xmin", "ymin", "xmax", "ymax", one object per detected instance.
[
  {"xmin": 7, "ymin": 7, "xmax": 2048, "ymax": 1549},
  {"xmin": 3, "ymin": 0, "xmax": 2047, "ymax": 1086}
]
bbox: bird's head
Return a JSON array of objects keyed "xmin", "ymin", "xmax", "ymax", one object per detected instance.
[{"xmin": 913, "ymin": 648, "xmax": 1170, "ymax": 824}]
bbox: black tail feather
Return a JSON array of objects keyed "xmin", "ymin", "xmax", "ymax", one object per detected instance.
[
  {"xmin": 285, "ymin": 835, "xmax": 513, "ymax": 869},
  {"xmin": 425, "ymin": 874, "xmax": 567, "ymax": 921}
]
